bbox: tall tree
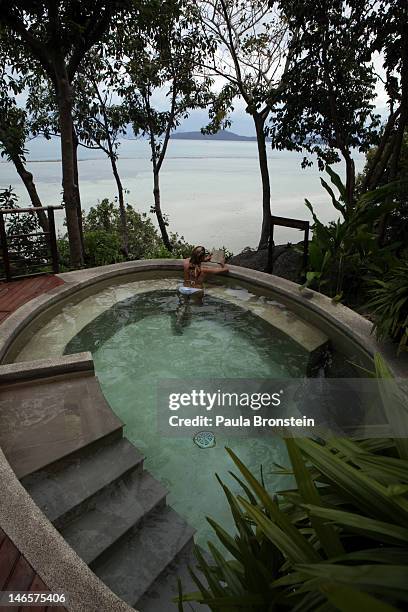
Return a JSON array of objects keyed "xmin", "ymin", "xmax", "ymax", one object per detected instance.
[
  {"xmin": 120, "ymin": 0, "xmax": 210, "ymax": 251},
  {"xmin": 360, "ymin": 0, "xmax": 408, "ymax": 192},
  {"xmin": 0, "ymin": 0, "xmax": 128, "ymax": 266},
  {"xmin": 272, "ymin": 0, "xmax": 385, "ymax": 210},
  {"xmin": 199, "ymin": 0, "xmax": 297, "ymax": 248},
  {"xmin": 69, "ymin": 56, "xmax": 131, "ymax": 257},
  {"xmin": 0, "ymin": 63, "xmax": 48, "ymax": 232}
]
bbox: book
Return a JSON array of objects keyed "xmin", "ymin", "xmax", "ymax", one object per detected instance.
[{"xmin": 209, "ymin": 249, "xmax": 225, "ymax": 266}]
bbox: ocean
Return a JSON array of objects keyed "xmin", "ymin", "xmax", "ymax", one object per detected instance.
[{"xmin": 0, "ymin": 137, "xmax": 366, "ymax": 253}]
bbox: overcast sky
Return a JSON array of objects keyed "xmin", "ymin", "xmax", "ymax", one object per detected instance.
[{"xmin": 149, "ymin": 51, "xmax": 390, "ymax": 137}]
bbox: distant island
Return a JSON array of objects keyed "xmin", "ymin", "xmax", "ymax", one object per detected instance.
[{"xmin": 171, "ymin": 129, "xmax": 269, "ymax": 142}]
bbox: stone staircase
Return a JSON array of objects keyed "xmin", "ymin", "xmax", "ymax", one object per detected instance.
[
  {"xmin": 22, "ymin": 435, "xmax": 197, "ymax": 610},
  {"xmin": 0, "ymin": 355, "xmax": 201, "ymax": 611}
]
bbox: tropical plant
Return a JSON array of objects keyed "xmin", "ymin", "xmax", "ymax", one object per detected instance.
[
  {"xmin": 304, "ymin": 167, "xmax": 403, "ymax": 303},
  {"xmin": 180, "ymin": 355, "xmax": 408, "ymax": 611},
  {"xmin": 366, "ymin": 261, "xmax": 408, "ymax": 354},
  {"xmin": 357, "ymin": 130, "xmax": 408, "ymax": 248}
]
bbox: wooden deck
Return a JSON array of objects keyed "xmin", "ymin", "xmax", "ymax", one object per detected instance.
[
  {"xmin": 0, "ymin": 274, "xmax": 68, "ymax": 610},
  {"xmin": 0, "ymin": 276, "xmax": 64, "ymax": 323},
  {"xmin": 0, "ymin": 528, "xmax": 67, "ymax": 611}
]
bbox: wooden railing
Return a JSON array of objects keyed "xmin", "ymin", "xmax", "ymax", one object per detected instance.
[
  {"xmin": 266, "ymin": 214, "xmax": 310, "ymax": 276},
  {"xmin": 0, "ymin": 206, "xmax": 63, "ymax": 282}
]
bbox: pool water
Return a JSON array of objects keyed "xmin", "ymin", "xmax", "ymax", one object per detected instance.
[{"xmin": 64, "ymin": 289, "xmax": 300, "ymax": 546}]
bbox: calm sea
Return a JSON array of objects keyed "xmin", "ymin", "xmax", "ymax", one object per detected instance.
[{"xmin": 0, "ymin": 137, "xmax": 366, "ymax": 253}]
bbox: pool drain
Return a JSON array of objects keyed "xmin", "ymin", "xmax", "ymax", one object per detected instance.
[{"xmin": 193, "ymin": 431, "xmax": 216, "ymax": 449}]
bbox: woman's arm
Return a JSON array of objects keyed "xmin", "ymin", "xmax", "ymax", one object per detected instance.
[{"xmin": 201, "ymin": 264, "xmax": 229, "ymax": 275}]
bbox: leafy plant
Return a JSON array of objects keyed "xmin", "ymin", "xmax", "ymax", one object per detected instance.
[
  {"xmin": 366, "ymin": 262, "xmax": 408, "ymax": 354},
  {"xmin": 180, "ymin": 355, "xmax": 408, "ymax": 611},
  {"xmin": 304, "ymin": 167, "xmax": 403, "ymax": 302},
  {"xmin": 82, "ymin": 198, "xmax": 162, "ymax": 262},
  {"xmin": 58, "ymin": 198, "xmax": 197, "ymax": 267}
]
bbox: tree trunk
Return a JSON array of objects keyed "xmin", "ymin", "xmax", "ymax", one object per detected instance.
[
  {"xmin": 11, "ymin": 154, "xmax": 49, "ymax": 233},
  {"xmin": 55, "ymin": 64, "xmax": 83, "ymax": 267},
  {"xmin": 254, "ymin": 114, "xmax": 272, "ymax": 250},
  {"xmin": 72, "ymin": 129, "xmax": 85, "ymax": 256},
  {"xmin": 110, "ymin": 155, "xmax": 129, "ymax": 257},
  {"xmin": 377, "ymin": 24, "xmax": 408, "ymax": 246},
  {"xmin": 153, "ymin": 171, "xmax": 172, "ymax": 251},
  {"xmin": 344, "ymin": 154, "xmax": 356, "ymax": 210}
]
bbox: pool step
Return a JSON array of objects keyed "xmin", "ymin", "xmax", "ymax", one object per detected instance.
[
  {"xmin": 137, "ymin": 541, "xmax": 203, "ymax": 612},
  {"xmin": 92, "ymin": 505, "xmax": 196, "ymax": 608},
  {"xmin": 10, "ymin": 355, "xmax": 202, "ymax": 609},
  {"xmin": 22, "ymin": 431, "xmax": 199, "ymax": 609},
  {"xmin": 61, "ymin": 470, "xmax": 168, "ymax": 566},
  {"xmin": 22, "ymin": 438, "xmax": 144, "ymax": 529},
  {"xmin": 0, "ymin": 354, "xmax": 124, "ymax": 479}
]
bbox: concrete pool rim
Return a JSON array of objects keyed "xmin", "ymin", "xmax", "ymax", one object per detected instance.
[{"xmin": 0, "ymin": 259, "xmax": 407, "ymax": 376}]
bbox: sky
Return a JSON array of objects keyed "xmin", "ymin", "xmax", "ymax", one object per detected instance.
[{"xmin": 145, "ymin": 51, "xmax": 390, "ymax": 137}]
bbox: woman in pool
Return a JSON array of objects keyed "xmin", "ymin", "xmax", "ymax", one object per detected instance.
[
  {"xmin": 174, "ymin": 246, "xmax": 228, "ymax": 332},
  {"xmin": 179, "ymin": 245, "xmax": 229, "ymax": 299}
]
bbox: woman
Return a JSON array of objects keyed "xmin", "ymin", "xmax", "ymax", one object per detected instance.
[{"xmin": 178, "ymin": 245, "xmax": 229, "ymax": 299}]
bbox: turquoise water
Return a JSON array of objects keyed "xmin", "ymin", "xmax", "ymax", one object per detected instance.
[{"xmin": 65, "ymin": 290, "xmax": 298, "ymax": 546}]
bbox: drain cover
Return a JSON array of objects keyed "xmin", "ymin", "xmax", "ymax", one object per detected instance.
[{"xmin": 193, "ymin": 431, "xmax": 216, "ymax": 449}]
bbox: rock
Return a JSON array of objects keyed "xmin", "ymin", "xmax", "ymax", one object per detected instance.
[{"xmin": 229, "ymin": 243, "xmax": 304, "ymax": 283}]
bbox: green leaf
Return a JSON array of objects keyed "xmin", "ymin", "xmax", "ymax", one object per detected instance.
[
  {"xmin": 226, "ymin": 447, "xmax": 320, "ymax": 562},
  {"xmin": 326, "ymin": 166, "xmax": 347, "ymax": 202},
  {"xmin": 206, "ymin": 517, "xmax": 242, "ymax": 560},
  {"xmin": 238, "ymin": 497, "xmax": 317, "ymax": 564},
  {"xmin": 285, "ymin": 439, "xmax": 344, "ymax": 557},
  {"xmin": 322, "ymin": 584, "xmax": 399, "ymax": 612},
  {"xmin": 303, "ymin": 504, "xmax": 408, "ymax": 546},
  {"xmin": 320, "ymin": 176, "xmax": 347, "ymax": 218},
  {"xmin": 207, "ymin": 542, "xmax": 245, "ymax": 595},
  {"xmin": 296, "ymin": 563, "xmax": 408, "ymax": 596},
  {"xmin": 295, "ymin": 439, "xmax": 408, "ymax": 523}
]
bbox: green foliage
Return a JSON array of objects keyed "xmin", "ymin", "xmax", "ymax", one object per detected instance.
[
  {"xmin": 83, "ymin": 198, "xmax": 162, "ymax": 262},
  {"xmin": 83, "ymin": 230, "xmax": 124, "ymax": 267},
  {"xmin": 58, "ymin": 198, "xmax": 194, "ymax": 267},
  {"xmin": 356, "ymin": 130, "xmax": 408, "ymax": 248},
  {"xmin": 273, "ymin": 1, "xmax": 381, "ymax": 173},
  {"xmin": 366, "ymin": 262, "xmax": 408, "ymax": 354},
  {"xmin": 181, "ymin": 358, "xmax": 408, "ymax": 611},
  {"xmin": 304, "ymin": 168, "xmax": 403, "ymax": 303},
  {"xmin": 0, "ymin": 186, "xmax": 49, "ymax": 276}
]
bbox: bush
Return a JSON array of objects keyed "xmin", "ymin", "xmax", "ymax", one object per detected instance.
[
  {"xmin": 366, "ymin": 261, "xmax": 408, "ymax": 354},
  {"xmin": 181, "ymin": 356, "xmax": 408, "ymax": 611},
  {"xmin": 304, "ymin": 167, "xmax": 404, "ymax": 305},
  {"xmin": 83, "ymin": 199, "xmax": 162, "ymax": 260},
  {"xmin": 58, "ymin": 198, "xmax": 194, "ymax": 267},
  {"xmin": 83, "ymin": 230, "xmax": 124, "ymax": 267}
]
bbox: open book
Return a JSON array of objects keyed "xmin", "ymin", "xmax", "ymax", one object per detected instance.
[{"xmin": 205, "ymin": 249, "xmax": 225, "ymax": 268}]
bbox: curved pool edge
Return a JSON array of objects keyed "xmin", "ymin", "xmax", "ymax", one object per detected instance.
[{"xmin": 0, "ymin": 259, "xmax": 406, "ymax": 376}]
